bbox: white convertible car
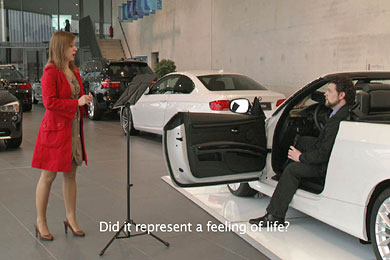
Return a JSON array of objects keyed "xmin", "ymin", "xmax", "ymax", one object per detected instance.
[
  {"xmin": 120, "ymin": 71, "xmax": 285, "ymax": 135},
  {"xmin": 163, "ymin": 72, "xmax": 390, "ymax": 260}
]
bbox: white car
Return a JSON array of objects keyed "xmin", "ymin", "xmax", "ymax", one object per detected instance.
[
  {"xmin": 120, "ymin": 71, "xmax": 285, "ymax": 135},
  {"xmin": 163, "ymin": 71, "xmax": 390, "ymax": 260}
]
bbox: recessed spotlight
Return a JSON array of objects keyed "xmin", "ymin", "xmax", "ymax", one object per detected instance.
[
  {"xmin": 76, "ymin": 14, "xmax": 79, "ymax": 16},
  {"xmin": 75, "ymin": 3, "xmax": 79, "ymax": 6}
]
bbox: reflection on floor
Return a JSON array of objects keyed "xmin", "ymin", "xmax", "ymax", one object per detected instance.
[{"xmin": 162, "ymin": 176, "xmax": 375, "ymax": 260}]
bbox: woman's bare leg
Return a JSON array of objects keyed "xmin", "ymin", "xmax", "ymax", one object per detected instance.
[
  {"xmin": 36, "ymin": 170, "xmax": 57, "ymax": 235},
  {"xmin": 62, "ymin": 161, "xmax": 82, "ymax": 231}
]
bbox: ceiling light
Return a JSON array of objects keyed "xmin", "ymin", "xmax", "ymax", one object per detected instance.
[
  {"xmin": 76, "ymin": 14, "xmax": 79, "ymax": 16},
  {"xmin": 75, "ymin": 3, "xmax": 79, "ymax": 6}
]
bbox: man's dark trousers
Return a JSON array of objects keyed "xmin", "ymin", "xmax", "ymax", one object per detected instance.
[{"xmin": 266, "ymin": 162, "xmax": 322, "ymax": 218}]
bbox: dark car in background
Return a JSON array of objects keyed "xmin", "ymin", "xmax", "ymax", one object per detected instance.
[
  {"xmin": 0, "ymin": 65, "xmax": 32, "ymax": 112},
  {"xmin": 80, "ymin": 58, "xmax": 156, "ymax": 120},
  {"xmin": 0, "ymin": 88, "xmax": 23, "ymax": 149}
]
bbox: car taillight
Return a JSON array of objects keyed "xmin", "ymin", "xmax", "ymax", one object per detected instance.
[
  {"xmin": 102, "ymin": 79, "xmax": 120, "ymax": 88},
  {"xmin": 19, "ymin": 82, "xmax": 31, "ymax": 89},
  {"xmin": 149, "ymin": 80, "xmax": 157, "ymax": 88},
  {"xmin": 276, "ymin": 99, "xmax": 286, "ymax": 107},
  {"xmin": 209, "ymin": 100, "xmax": 230, "ymax": 111}
]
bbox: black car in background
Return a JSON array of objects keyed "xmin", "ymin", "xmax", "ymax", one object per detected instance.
[
  {"xmin": 80, "ymin": 58, "xmax": 155, "ymax": 120},
  {"xmin": 0, "ymin": 88, "xmax": 23, "ymax": 149},
  {"xmin": 0, "ymin": 65, "xmax": 32, "ymax": 112}
]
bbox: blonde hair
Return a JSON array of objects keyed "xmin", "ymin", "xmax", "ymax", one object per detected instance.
[{"xmin": 46, "ymin": 31, "xmax": 76, "ymax": 71}]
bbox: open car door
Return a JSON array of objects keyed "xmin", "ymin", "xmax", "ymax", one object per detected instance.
[{"xmin": 163, "ymin": 112, "xmax": 267, "ymax": 187}]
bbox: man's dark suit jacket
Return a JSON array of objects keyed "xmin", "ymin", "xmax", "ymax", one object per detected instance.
[{"xmin": 299, "ymin": 104, "xmax": 352, "ymax": 176}]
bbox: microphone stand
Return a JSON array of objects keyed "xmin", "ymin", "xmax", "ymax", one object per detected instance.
[{"xmin": 99, "ymin": 103, "xmax": 169, "ymax": 256}]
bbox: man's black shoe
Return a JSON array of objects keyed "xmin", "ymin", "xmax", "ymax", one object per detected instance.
[{"xmin": 249, "ymin": 213, "xmax": 285, "ymax": 227}]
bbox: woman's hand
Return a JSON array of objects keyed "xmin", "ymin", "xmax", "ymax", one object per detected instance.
[{"xmin": 78, "ymin": 93, "xmax": 92, "ymax": 106}]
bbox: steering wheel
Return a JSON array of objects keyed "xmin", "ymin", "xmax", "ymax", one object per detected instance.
[{"xmin": 313, "ymin": 103, "xmax": 329, "ymax": 131}]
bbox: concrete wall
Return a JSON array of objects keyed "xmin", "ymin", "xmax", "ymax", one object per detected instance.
[{"xmin": 112, "ymin": 0, "xmax": 390, "ymax": 96}]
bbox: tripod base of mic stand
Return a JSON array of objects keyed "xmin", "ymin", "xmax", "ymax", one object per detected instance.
[{"xmin": 99, "ymin": 220, "xmax": 170, "ymax": 256}]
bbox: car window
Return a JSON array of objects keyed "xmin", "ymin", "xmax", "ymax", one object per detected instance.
[
  {"xmin": 85, "ymin": 62, "xmax": 94, "ymax": 73},
  {"xmin": 149, "ymin": 75, "xmax": 180, "ymax": 94},
  {"xmin": 0, "ymin": 69, "xmax": 23, "ymax": 80},
  {"xmin": 198, "ymin": 74, "xmax": 267, "ymax": 91},
  {"xmin": 108, "ymin": 62, "xmax": 153, "ymax": 78},
  {"xmin": 173, "ymin": 76, "xmax": 195, "ymax": 94},
  {"xmin": 293, "ymin": 83, "xmax": 328, "ymax": 109},
  {"xmin": 92, "ymin": 61, "xmax": 102, "ymax": 72}
]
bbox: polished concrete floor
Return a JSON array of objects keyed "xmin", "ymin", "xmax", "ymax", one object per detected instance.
[{"xmin": 0, "ymin": 104, "xmax": 269, "ymax": 260}]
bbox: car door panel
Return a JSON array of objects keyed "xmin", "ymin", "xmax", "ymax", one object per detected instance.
[
  {"xmin": 132, "ymin": 94, "xmax": 168, "ymax": 128},
  {"xmin": 133, "ymin": 75, "xmax": 180, "ymax": 128},
  {"xmin": 164, "ymin": 112, "xmax": 266, "ymax": 187}
]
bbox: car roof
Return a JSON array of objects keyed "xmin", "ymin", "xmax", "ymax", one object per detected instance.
[
  {"xmin": 168, "ymin": 70, "xmax": 245, "ymax": 77},
  {"xmin": 0, "ymin": 64, "xmax": 16, "ymax": 70},
  {"xmin": 88, "ymin": 58, "xmax": 147, "ymax": 64}
]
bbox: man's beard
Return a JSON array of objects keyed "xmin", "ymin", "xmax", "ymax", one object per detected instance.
[{"xmin": 325, "ymin": 98, "xmax": 341, "ymax": 109}]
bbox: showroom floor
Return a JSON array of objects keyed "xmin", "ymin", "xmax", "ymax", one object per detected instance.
[{"xmin": 0, "ymin": 104, "xmax": 268, "ymax": 260}]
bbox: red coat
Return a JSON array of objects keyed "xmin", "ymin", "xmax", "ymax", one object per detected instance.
[{"xmin": 32, "ymin": 65, "xmax": 88, "ymax": 172}]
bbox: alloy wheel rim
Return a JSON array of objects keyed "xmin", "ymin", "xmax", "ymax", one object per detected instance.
[
  {"xmin": 375, "ymin": 197, "xmax": 390, "ymax": 259},
  {"xmin": 88, "ymin": 99, "xmax": 94, "ymax": 117},
  {"xmin": 228, "ymin": 183, "xmax": 241, "ymax": 191}
]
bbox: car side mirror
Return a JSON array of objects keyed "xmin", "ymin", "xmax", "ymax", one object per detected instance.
[{"xmin": 230, "ymin": 98, "xmax": 250, "ymax": 114}]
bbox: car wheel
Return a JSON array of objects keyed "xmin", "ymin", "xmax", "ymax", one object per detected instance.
[
  {"xmin": 23, "ymin": 104, "xmax": 32, "ymax": 112},
  {"xmin": 4, "ymin": 136, "xmax": 22, "ymax": 149},
  {"xmin": 120, "ymin": 106, "xmax": 139, "ymax": 136},
  {"xmin": 227, "ymin": 183, "xmax": 258, "ymax": 197},
  {"xmin": 88, "ymin": 96, "xmax": 103, "ymax": 120},
  {"xmin": 32, "ymin": 91, "xmax": 38, "ymax": 104},
  {"xmin": 370, "ymin": 187, "xmax": 390, "ymax": 260}
]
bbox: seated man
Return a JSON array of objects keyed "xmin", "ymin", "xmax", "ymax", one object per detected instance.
[{"xmin": 249, "ymin": 76, "xmax": 356, "ymax": 226}]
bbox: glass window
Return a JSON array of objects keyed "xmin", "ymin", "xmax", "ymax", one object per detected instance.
[
  {"xmin": 108, "ymin": 62, "xmax": 153, "ymax": 78},
  {"xmin": 0, "ymin": 69, "xmax": 24, "ymax": 80},
  {"xmin": 173, "ymin": 76, "xmax": 194, "ymax": 94},
  {"xmin": 149, "ymin": 75, "xmax": 180, "ymax": 94},
  {"xmin": 198, "ymin": 74, "xmax": 267, "ymax": 91}
]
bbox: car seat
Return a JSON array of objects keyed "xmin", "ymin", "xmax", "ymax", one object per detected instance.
[{"xmin": 210, "ymin": 81, "xmax": 225, "ymax": 91}]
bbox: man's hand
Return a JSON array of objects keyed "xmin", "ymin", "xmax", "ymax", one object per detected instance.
[{"xmin": 288, "ymin": 146, "xmax": 302, "ymax": 162}]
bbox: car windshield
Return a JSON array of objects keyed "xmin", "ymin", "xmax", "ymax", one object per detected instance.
[
  {"xmin": 198, "ymin": 74, "xmax": 267, "ymax": 91},
  {"xmin": 108, "ymin": 63, "xmax": 153, "ymax": 78},
  {"xmin": 0, "ymin": 69, "xmax": 23, "ymax": 80}
]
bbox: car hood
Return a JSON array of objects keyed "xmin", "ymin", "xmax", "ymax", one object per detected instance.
[{"xmin": 0, "ymin": 90, "xmax": 18, "ymax": 105}]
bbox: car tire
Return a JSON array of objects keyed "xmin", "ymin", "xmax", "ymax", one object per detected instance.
[
  {"xmin": 227, "ymin": 183, "xmax": 258, "ymax": 197},
  {"xmin": 120, "ymin": 106, "xmax": 139, "ymax": 136},
  {"xmin": 23, "ymin": 104, "xmax": 32, "ymax": 112},
  {"xmin": 370, "ymin": 187, "xmax": 390, "ymax": 260},
  {"xmin": 88, "ymin": 96, "xmax": 103, "ymax": 120},
  {"xmin": 32, "ymin": 92, "xmax": 38, "ymax": 104},
  {"xmin": 4, "ymin": 136, "xmax": 22, "ymax": 149}
]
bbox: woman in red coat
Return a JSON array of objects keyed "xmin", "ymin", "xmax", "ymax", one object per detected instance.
[{"xmin": 32, "ymin": 31, "xmax": 92, "ymax": 241}]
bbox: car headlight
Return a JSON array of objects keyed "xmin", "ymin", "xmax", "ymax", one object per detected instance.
[{"xmin": 0, "ymin": 101, "xmax": 20, "ymax": 113}]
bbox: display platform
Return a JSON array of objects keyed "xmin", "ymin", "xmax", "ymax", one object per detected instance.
[{"xmin": 162, "ymin": 176, "xmax": 375, "ymax": 260}]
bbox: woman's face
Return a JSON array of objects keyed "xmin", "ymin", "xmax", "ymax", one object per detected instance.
[{"xmin": 65, "ymin": 38, "xmax": 77, "ymax": 62}]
